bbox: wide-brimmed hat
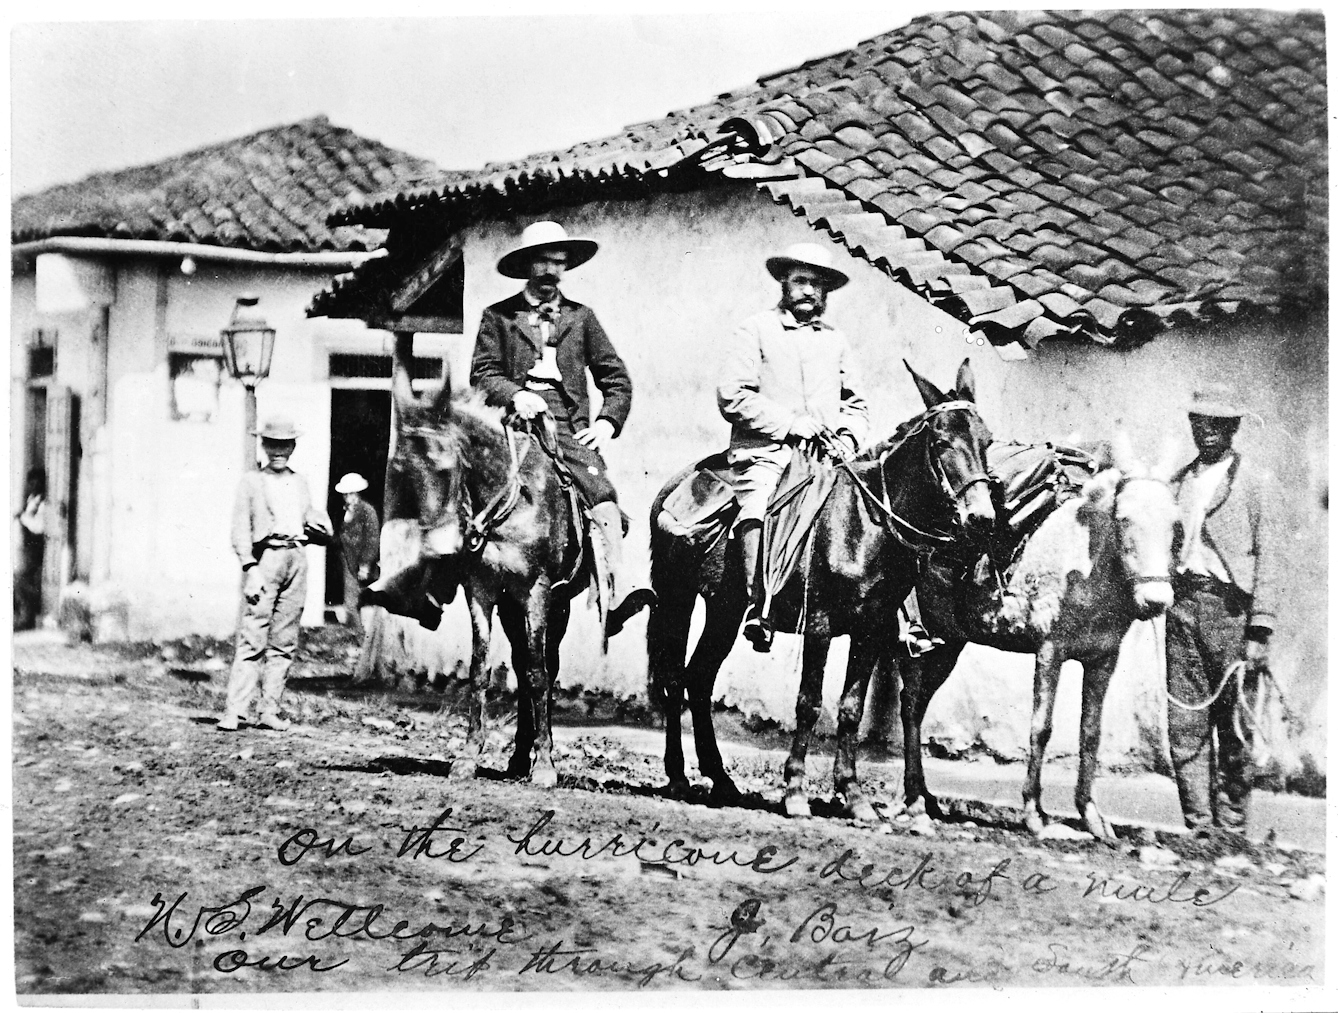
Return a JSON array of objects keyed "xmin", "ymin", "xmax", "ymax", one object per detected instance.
[
  {"xmin": 497, "ymin": 221, "xmax": 599, "ymax": 279},
  {"xmin": 253, "ymin": 415, "xmax": 302, "ymax": 440},
  {"xmin": 1188, "ymin": 384, "xmax": 1246, "ymax": 418},
  {"xmin": 335, "ymin": 473, "xmax": 369, "ymax": 494},
  {"xmin": 766, "ymin": 242, "xmax": 849, "ymax": 290}
]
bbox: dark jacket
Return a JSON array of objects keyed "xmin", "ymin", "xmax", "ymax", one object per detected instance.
[
  {"xmin": 1171, "ymin": 451, "xmax": 1280, "ymax": 632},
  {"xmin": 339, "ymin": 497, "xmax": 380, "ymax": 576},
  {"xmin": 470, "ymin": 292, "xmax": 633, "ymax": 435}
]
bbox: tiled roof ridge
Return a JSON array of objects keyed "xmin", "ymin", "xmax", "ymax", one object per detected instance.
[{"xmin": 14, "ymin": 115, "xmax": 443, "ymax": 253}]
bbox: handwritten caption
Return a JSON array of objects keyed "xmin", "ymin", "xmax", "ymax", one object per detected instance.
[{"xmin": 127, "ymin": 807, "xmax": 1310, "ymax": 987}]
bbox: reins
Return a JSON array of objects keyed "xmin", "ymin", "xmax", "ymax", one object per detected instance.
[
  {"xmin": 460, "ymin": 421, "xmax": 530, "ymax": 555},
  {"xmin": 1110, "ymin": 474, "xmax": 1173, "ymax": 591},
  {"xmin": 825, "ymin": 399, "xmax": 992, "ymax": 554}
]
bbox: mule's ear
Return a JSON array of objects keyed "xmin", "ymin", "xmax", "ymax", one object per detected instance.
[
  {"xmin": 954, "ymin": 359, "xmax": 977, "ymax": 402},
  {"xmin": 429, "ymin": 358, "xmax": 454, "ymax": 416},
  {"xmin": 1151, "ymin": 433, "xmax": 1179, "ymax": 483},
  {"xmin": 1109, "ymin": 429, "xmax": 1137, "ymax": 474},
  {"xmin": 1081, "ymin": 468, "xmax": 1119, "ymax": 512},
  {"xmin": 905, "ymin": 359, "xmax": 946, "ymax": 407}
]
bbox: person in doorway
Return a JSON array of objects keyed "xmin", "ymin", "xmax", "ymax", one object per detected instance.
[
  {"xmin": 471, "ymin": 219, "xmax": 655, "ymax": 635},
  {"xmin": 13, "ymin": 468, "xmax": 47, "ymax": 630},
  {"xmin": 335, "ymin": 473, "xmax": 380, "ymax": 636},
  {"xmin": 1166, "ymin": 384, "xmax": 1279, "ymax": 832},
  {"xmin": 717, "ymin": 242, "xmax": 869, "ymax": 651},
  {"xmin": 219, "ymin": 417, "xmax": 332, "ymax": 732}
]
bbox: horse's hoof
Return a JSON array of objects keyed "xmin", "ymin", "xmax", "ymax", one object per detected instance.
[
  {"xmin": 709, "ymin": 778, "xmax": 743, "ymax": 807},
  {"xmin": 1023, "ymin": 810, "xmax": 1047, "ymax": 837},
  {"xmin": 904, "ymin": 794, "xmax": 943, "ymax": 821},
  {"xmin": 531, "ymin": 764, "xmax": 558, "ymax": 789},
  {"xmin": 664, "ymin": 778, "xmax": 692, "ymax": 801},
  {"xmin": 783, "ymin": 792, "xmax": 811, "ymax": 819},
  {"xmin": 448, "ymin": 758, "xmax": 478, "ymax": 781},
  {"xmin": 1082, "ymin": 801, "xmax": 1117, "ymax": 842},
  {"xmin": 506, "ymin": 757, "xmax": 532, "ymax": 780},
  {"xmin": 846, "ymin": 797, "xmax": 880, "ymax": 824}
]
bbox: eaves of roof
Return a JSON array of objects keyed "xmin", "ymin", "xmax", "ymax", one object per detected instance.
[{"xmin": 318, "ymin": 10, "xmax": 1327, "ymax": 354}]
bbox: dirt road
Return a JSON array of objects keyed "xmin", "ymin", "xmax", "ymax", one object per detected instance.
[{"xmin": 11, "ymin": 631, "xmax": 1326, "ymax": 993}]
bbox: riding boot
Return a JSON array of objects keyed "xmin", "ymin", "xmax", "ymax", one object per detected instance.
[
  {"xmin": 738, "ymin": 520, "xmax": 773, "ymax": 653},
  {"xmin": 591, "ymin": 502, "xmax": 656, "ymax": 637},
  {"xmin": 359, "ymin": 562, "xmax": 444, "ymax": 632}
]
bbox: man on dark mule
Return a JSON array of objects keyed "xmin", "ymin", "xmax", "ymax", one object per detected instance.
[
  {"xmin": 717, "ymin": 242, "xmax": 868, "ymax": 652},
  {"xmin": 471, "ymin": 220, "xmax": 655, "ymax": 636},
  {"xmin": 1166, "ymin": 384, "xmax": 1279, "ymax": 833}
]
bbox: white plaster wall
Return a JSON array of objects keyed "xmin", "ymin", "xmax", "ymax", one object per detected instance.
[{"xmin": 20, "ymin": 257, "xmax": 393, "ymax": 640}]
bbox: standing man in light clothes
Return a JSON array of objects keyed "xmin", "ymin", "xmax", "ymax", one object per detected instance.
[
  {"xmin": 717, "ymin": 242, "xmax": 869, "ymax": 651},
  {"xmin": 1166, "ymin": 384, "xmax": 1279, "ymax": 832},
  {"xmin": 220, "ymin": 417, "xmax": 332, "ymax": 732}
]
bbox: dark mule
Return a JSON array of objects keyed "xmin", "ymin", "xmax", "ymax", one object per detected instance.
[
  {"xmin": 648, "ymin": 360, "xmax": 996, "ymax": 820},
  {"xmin": 898, "ymin": 455, "xmax": 1177, "ymax": 839},
  {"xmin": 384, "ymin": 339, "xmax": 585, "ymax": 786}
]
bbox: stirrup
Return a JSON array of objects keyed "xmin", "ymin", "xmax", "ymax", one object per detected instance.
[{"xmin": 743, "ymin": 606, "xmax": 773, "ymax": 653}]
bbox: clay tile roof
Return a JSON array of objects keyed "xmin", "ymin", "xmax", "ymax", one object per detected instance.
[
  {"xmin": 13, "ymin": 115, "xmax": 444, "ymax": 253},
  {"xmin": 323, "ymin": 10, "xmax": 1324, "ymax": 350}
]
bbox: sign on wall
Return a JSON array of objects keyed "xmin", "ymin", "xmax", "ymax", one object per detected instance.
[{"xmin": 168, "ymin": 335, "xmax": 224, "ymax": 422}]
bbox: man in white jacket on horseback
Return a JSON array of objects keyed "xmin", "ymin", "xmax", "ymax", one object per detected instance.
[{"xmin": 717, "ymin": 243, "xmax": 869, "ymax": 651}]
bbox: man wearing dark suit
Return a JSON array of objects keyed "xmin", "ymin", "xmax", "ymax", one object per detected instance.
[
  {"xmin": 1166, "ymin": 384, "xmax": 1279, "ymax": 832},
  {"xmin": 471, "ymin": 220, "xmax": 654, "ymax": 635},
  {"xmin": 335, "ymin": 472, "xmax": 380, "ymax": 636}
]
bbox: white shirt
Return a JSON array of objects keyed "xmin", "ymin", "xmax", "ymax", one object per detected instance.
[
  {"xmin": 1177, "ymin": 456, "xmax": 1232, "ymax": 580},
  {"xmin": 262, "ymin": 469, "xmax": 305, "ymax": 537},
  {"xmin": 523, "ymin": 288, "xmax": 564, "ymax": 384}
]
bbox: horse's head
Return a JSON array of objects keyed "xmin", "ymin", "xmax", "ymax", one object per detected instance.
[
  {"xmin": 392, "ymin": 356, "xmax": 489, "ymax": 559},
  {"xmin": 905, "ymin": 358, "xmax": 996, "ymax": 542},
  {"xmin": 1080, "ymin": 465, "xmax": 1177, "ymax": 620}
]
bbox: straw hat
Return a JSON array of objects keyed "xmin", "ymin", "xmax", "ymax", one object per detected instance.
[
  {"xmin": 335, "ymin": 473, "xmax": 369, "ymax": 494},
  {"xmin": 766, "ymin": 242, "xmax": 849, "ymax": 290},
  {"xmin": 497, "ymin": 221, "xmax": 599, "ymax": 279},
  {"xmin": 253, "ymin": 416, "xmax": 301, "ymax": 440},
  {"xmin": 1188, "ymin": 383, "xmax": 1246, "ymax": 418}
]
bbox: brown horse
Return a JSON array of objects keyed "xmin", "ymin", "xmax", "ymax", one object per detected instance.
[
  {"xmin": 648, "ymin": 360, "xmax": 996, "ymax": 821},
  {"xmin": 898, "ymin": 456, "xmax": 1177, "ymax": 839},
  {"xmin": 382, "ymin": 340, "xmax": 585, "ymax": 786}
]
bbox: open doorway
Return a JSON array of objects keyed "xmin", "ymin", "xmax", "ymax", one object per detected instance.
[
  {"xmin": 326, "ymin": 389, "xmax": 391, "ymax": 612},
  {"xmin": 15, "ymin": 386, "xmax": 49, "ymax": 630}
]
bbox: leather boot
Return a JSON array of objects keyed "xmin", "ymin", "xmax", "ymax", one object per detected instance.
[
  {"xmin": 591, "ymin": 502, "xmax": 656, "ymax": 636},
  {"xmin": 360, "ymin": 565, "xmax": 443, "ymax": 631},
  {"xmin": 738, "ymin": 520, "xmax": 772, "ymax": 653}
]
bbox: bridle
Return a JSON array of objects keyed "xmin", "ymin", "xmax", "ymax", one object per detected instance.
[
  {"xmin": 833, "ymin": 399, "xmax": 995, "ymax": 554},
  {"xmin": 1103, "ymin": 473, "xmax": 1174, "ymax": 590},
  {"xmin": 403, "ymin": 420, "xmax": 529, "ymax": 556}
]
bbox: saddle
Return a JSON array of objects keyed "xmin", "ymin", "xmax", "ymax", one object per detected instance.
[
  {"xmin": 654, "ymin": 447, "xmax": 841, "ymax": 618},
  {"xmin": 656, "ymin": 452, "xmax": 740, "ymax": 554},
  {"xmin": 986, "ymin": 441, "xmax": 1105, "ymax": 568},
  {"xmin": 521, "ymin": 416, "xmax": 617, "ymax": 648}
]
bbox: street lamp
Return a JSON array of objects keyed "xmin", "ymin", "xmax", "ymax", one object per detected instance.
[{"xmin": 220, "ymin": 294, "xmax": 276, "ymax": 470}]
